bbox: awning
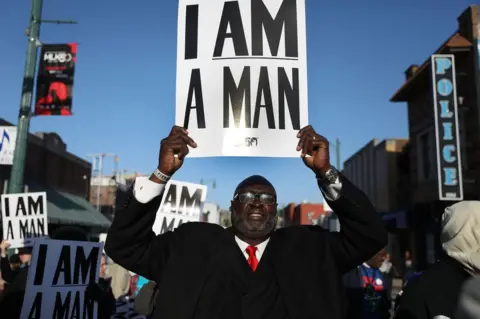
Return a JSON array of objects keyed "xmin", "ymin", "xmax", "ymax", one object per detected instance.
[{"xmin": 25, "ymin": 182, "xmax": 111, "ymax": 229}]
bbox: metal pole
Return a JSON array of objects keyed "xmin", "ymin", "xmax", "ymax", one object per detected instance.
[
  {"xmin": 96, "ymin": 155, "xmax": 103, "ymax": 210},
  {"xmin": 335, "ymin": 138, "xmax": 341, "ymax": 170},
  {"xmin": 7, "ymin": 0, "xmax": 43, "ymax": 194}
]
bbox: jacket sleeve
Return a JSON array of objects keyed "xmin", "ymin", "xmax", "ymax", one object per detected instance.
[
  {"xmin": 393, "ymin": 286, "xmax": 427, "ymax": 319},
  {"xmin": 323, "ymin": 173, "xmax": 388, "ymax": 273},
  {"xmin": 104, "ymin": 188, "xmax": 175, "ymax": 283},
  {"xmin": 0, "ymin": 256, "xmax": 15, "ymax": 283}
]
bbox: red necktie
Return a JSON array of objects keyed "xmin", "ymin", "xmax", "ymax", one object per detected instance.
[{"xmin": 246, "ymin": 246, "xmax": 258, "ymax": 271}]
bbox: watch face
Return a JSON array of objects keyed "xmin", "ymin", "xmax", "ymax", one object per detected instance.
[{"xmin": 326, "ymin": 169, "xmax": 338, "ymax": 183}]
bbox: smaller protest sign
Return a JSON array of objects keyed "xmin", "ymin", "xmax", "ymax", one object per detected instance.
[
  {"xmin": 152, "ymin": 180, "xmax": 208, "ymax": 235},
  {"xmin": 20, "ymin": 238, "xmax": 103, "ymax": 319},
  {"xmin": 99, "ymin": 233, "xmax": 107, "ymax": 253},
  {"xmin": 0, "ymin": 126, "xmax": 17, "ymax": 165},
  {"xmin": 1, "ymin": 192, "xmax": 48, "ymax": 248}
]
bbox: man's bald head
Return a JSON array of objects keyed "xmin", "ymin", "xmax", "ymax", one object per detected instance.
[{"xmin": 234, "ymin": 175, "xmax": 276, "ymax": 195}]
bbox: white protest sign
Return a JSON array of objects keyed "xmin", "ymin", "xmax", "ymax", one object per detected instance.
[
  {"xmin": 20, "ymin": 238, "xmax": 103, "ymax": 319},
  {"xmin": 0, "ymin": 126, "xmax": 17, "ymax": 165},
  {"xmin": 152, "ymin": 180, "xmax": 208, "ymax": 235},
  {"xmin": 99, "ymin": 233, "xmax": 107, "ymax": 253},
  {"xmin": 176, "ymin": 0, "xmax": 308, "ymax": 157},
  {"xmin": 1, "ymin": 192, "xmax": 48, "ymax": 249}
]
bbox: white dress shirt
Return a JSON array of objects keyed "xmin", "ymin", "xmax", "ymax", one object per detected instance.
[{"xmin": 235, "ymin": 236, "xmax": 270, "ymax": 262}]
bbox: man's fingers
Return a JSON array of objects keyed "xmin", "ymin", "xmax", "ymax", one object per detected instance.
[
  {"xmin": 178, "ymin": 133, "xmax": 197, "ymax": 148},
  {"xmin": 301, "ymin": 137, "xmax": 313, "ymax": 157},
  {"xmin": 170, "ymin": 125, "xmax": 188, "ymax": 135},
  {"xmin": 296, "ymin": 125, "xmax": 313, "ymax": 137},
  {"xmin": 296, "ymin": 134, "xmax": 307, "ymax": 151},
  {"xmin": 178, "ymin": 144, "xmax": 190, "ymax": 160}
]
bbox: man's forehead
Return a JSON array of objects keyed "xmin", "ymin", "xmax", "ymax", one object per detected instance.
[
  {"xmin": 234, "ymin": 175, "xmax": 276, "ymax": 195},
  {"xmin": 237, "ymin": 184, "xmax": 276, "ymax": 194}
]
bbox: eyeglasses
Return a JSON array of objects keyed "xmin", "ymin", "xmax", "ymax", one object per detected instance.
[{"xmin": 234, "ymin": 192, "xmax": 276, "ymax": 205}]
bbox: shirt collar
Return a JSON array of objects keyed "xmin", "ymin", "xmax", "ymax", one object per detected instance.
[
  {"xmin": 235, "ymin": 236, "xmax": 270, "ymax": 255},
  {"xmin": 362, "ymin": 262, "xmax": 371, "ymax": 268}
]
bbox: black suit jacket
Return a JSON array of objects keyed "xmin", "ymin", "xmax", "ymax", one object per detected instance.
[
  {"xmin": 0, "ymin": 257, "xmax": 29, "ymax": 318},
  {"xmin": 105, "ymin": 174, "xmax": 387, "ymax": 319}
]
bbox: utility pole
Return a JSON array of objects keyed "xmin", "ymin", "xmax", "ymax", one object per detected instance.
[
  {"xmin": 7, "ymin": 0, "xmax": 43, "ymax": 194},
  {"xmin": 87, "ymin": 153, "xmax": 117, "ymax": 211},
  {"xmin": 335, "ymin": 138, "xmax": 341, "ymax": 170},
  {"xmin": 330, "ymin": 138, "xmax": 341, "ymax": 170},
  {"xmin": 7, "ymin": 0, "xmax": 77, "ymax": 194}
]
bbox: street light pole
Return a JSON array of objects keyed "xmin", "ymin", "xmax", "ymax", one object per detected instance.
[
  {"xmin": 7, "ymin": 0, "xmax": 44, "ymax": 194},
  {"xmin": 335, "ymin": 138, "xmax": 341, "ymax": 170}
]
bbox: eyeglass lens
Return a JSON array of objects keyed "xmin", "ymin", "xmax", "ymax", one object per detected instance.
[{"xmin": 237, "ymin": 192, "xmax": 275, "ymax": 204}]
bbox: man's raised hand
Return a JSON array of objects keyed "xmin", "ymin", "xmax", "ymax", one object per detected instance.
[
  {"xmin": 157, "ymin": 126, "xmax": 197, "ymax": 177},
  {"xmin": 296, "ymin": 125, "xmax": 331, "ymax": 176}
]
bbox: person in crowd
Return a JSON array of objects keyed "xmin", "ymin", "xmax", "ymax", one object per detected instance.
[
  {"xmin": 108, "ymin": 261, "xmax": 132, "ymax": 300},
  {"xmin": 404, "ymin": 251, "xmax": 413, "ymax": 270},
  {"xmin": 0, "ymin": 271, "xmax": 4, "ymax": 297},
  {"xmin": 456, "ymin": 275, "xmax": 480, "ymax": 319},
  {"xmin": 0, "ymin": 241, "xmax": 32, "ymax": 317},
  {"xmin": 8, "ymin": 254, "xmax": 22, "ymax": 273},
  {"xmin": 393, "ymin": 270, "xmax": 423, "ymax": 313},
  {"xmin": 51, "ymin": 226, "xmax": 116, "ymax": 318},
  {"xmin": 379, "ymin": 252, "xmax": 392, "ymax": 275},
  {"xmin": 402, "ymin": 250, "xmax": 416, "ymax": 282},
  {"xmin": 394, "ymin": 201, "xmax": 480, "ymax": 319},
  {"xmin": 343, "ymin": 247, "xmax": 391, "ymax": 319},
  {"xmin": 105, "ymin": 125, "xmax": 388, "ymax": 319}
]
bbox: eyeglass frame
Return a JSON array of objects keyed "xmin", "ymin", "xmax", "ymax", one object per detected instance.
[{"xmin": 233, "ymin": 192, "xmax": 277, "ymax": 205}]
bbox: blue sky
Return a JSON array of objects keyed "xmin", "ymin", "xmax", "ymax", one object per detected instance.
[{"xmin": 0, "ymin": 0, "xmax": 473, "ymax": 208}]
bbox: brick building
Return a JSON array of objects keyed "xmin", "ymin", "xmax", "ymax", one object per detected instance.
[
  {"xmin": 283, "ymin": 203, "xmax": 327, "ymax": 226},
  {"xmin": 0, "ymin": 118, "xmax": 110, "ymax": 236},
  {"xmin": 390, "ymin": 5, "xmax": 480, "ymax": 267},
  {"xmin": 89, "ymin": 173, "xmax": 143, "ymax": 220}
]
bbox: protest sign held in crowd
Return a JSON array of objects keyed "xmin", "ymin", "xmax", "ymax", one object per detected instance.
[
  {"xmin": 152, "ymin": 180, "xmax": 208, "ymax": 235},
  {"xmin": 176, "ymin": 0, "xmax": 309, "ymax": 157},
  {"xmin": 1, "ymin": 192, "xmax": 48, "ymax": 249},
  {"xmin": 20, "ymin": 238, "xmax": 103, "ymax": 319}
]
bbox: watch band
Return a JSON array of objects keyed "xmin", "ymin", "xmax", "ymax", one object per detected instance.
[
  {"xmin": 153, "ymin": 168, "xmax": 171, "ymax": 183},
  {"xmin": 316, "ymin": 166, "xmax": 339, "ymax": 184}
]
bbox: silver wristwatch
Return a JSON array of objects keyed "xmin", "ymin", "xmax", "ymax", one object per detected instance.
[{"xmin": 316, "ymin": 166, "xmax": 339, "ymax": 184}]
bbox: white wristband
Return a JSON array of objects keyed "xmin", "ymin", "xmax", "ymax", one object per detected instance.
[{"xmin": 153, "ymin": 168, "xmax": 171, "ymax": 183}]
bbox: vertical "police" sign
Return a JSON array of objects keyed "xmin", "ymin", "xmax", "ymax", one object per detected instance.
[
  {"xmin": 176, "ymin": 0, "xmax": 309, "ymax": 157},
  {"xmin": 431, "ymin": 54, "xmax": 463, "ymax": 201}
]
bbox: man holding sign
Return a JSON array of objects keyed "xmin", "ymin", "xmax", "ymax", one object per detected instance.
[{"xmin": 106, "ymin": 126, "xmax": 387, "ymax": 319}]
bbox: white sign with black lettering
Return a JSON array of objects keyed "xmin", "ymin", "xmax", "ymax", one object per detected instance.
[
  {"xmin": 20, "ymin": 238, "xmax": 103, "ymax": 319},
  {"xmin": 0, "ymin": 126, "xmax": 17, "ymax": 165},
  {"xmin": 1, "ymin": 192, "xmax": 48, "ymax": 249},
  {"xmin": 176, "ymin": 0, "xmax": 308, "ymax": 157},
  {"xmin": 99, "ymin": 233, "xmax": 107, "ymax": 254},
  {"xmin": 152, "ymin": 180, "xmax": 208, "ymax": 235}
]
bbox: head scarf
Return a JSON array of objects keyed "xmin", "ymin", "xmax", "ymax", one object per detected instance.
[{"xmin": 441, "ymin": 201, "xmax": 480, "ymax": 275}]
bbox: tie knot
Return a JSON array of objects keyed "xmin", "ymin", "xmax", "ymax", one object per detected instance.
[{"xmin": 246, "ymin": 245, "xmax": 257, "ymax": 257}]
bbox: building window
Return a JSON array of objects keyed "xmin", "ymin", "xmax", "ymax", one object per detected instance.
[{"xmin": 417, "ymin": 129, "xmax": 435, "ymax": 182}]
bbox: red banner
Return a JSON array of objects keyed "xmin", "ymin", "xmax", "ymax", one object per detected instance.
[{"xmin": 35, "ymin": 43, "xmax": 77, "ymax": 116}]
